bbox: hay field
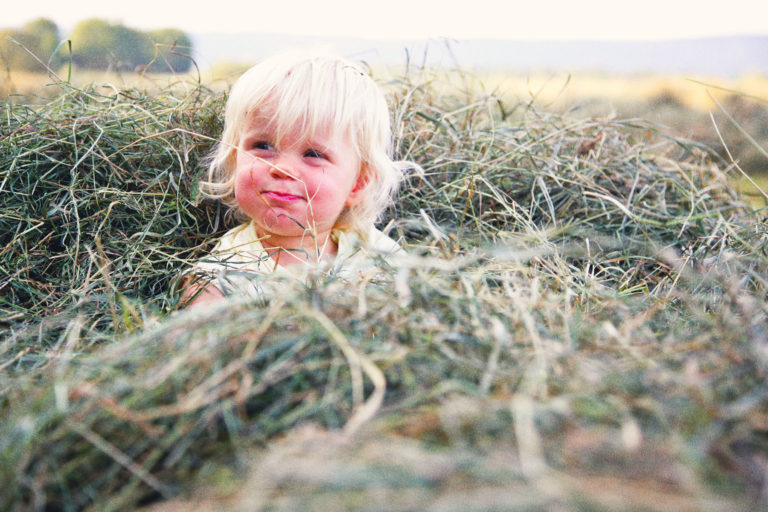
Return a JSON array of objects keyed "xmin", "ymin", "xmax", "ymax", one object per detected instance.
[
  {"xmin": 1, "ymin": 64, "xmax": 767, "ymax": 511},
  {"xmin": 5, "ymin": 66, "xmax": 768, "ymax": 184},
  {"xmin": 462, "ymin": 69, "xmax": 768, "ymax": 208}
]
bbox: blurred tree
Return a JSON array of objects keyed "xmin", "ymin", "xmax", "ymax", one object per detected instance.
[
  {"xmin": 69, "ymin": 18, "xmax": 117, "ymax": 69},
  {"xmin": 70, "ymin": 18, "xmax": 153, "ymax": 70},
  {"xmin": 23, "ymin": 18, "xmax": 60, "ymax": 58},
  {"xmin": 146, "ymin": 28, "xmax": 193, "ymax": 72},
  {"xmin": 0, "ymin": 18, "xmax": 62, "ymax": 71},
  {"xmin": 111, "ymin": 23, "xmax": 154, "ymax": 70},
  {"xmin": 2, "ymin": 18, "xmax": 193, "ymax": 73},
  {"xmin": 0, "ymin": 29, "xmax": 17, "ymax": 69}
]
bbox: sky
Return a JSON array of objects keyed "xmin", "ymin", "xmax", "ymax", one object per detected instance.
[{"xmin": 4, "ymin": 0, "xmax": 768, "ymax": 41}]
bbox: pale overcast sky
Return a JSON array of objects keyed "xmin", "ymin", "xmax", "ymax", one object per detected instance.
[{"xmin": 4, "ymin": 0, "xmax": 768, "ymax": 40}]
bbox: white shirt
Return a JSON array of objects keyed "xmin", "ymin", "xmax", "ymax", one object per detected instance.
[{"xmin": 190, "ymin": 221, "xmax": 403, "ymax": 298}]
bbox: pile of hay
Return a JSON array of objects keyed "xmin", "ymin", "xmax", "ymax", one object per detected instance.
[{"xmin": 1, "ymin": 69, "xmax": 766, "ymax": 511}]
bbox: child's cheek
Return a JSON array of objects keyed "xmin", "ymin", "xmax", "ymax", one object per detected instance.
[{"xmin": 234, "ymin": 170, "xmax": 260, "ymax": 217}]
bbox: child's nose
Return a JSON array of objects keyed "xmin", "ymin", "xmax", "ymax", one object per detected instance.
[
  {"xmin": 268, "ymin": 157, "xmax": 297, "ymax": 180},
  {"xmin": 268, "ymin": 164, "xmax": 289, "ymax": 178}
]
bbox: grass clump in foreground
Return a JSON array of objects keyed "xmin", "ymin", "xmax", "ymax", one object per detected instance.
[{"xmin": 1, "ymin": 67, "xmax": 767, "ymax": 511}]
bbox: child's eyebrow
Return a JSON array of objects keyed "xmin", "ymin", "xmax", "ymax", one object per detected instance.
[
  {"xmin": 306, "ymin": 138, "xmax": 331, "ymax": 149},
  {"xmin": 240, "ymin": 127, "xmax": 273, "ymax": 142}
]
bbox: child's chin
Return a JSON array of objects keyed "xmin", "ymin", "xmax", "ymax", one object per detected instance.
[{"xmin": 256, "ymin": 218, "xmax": 312, "ymax": 237}]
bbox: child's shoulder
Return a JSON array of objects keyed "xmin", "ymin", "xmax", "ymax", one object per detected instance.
[
  {"xmin": 211, "ymin": 222, "xmax": 259, "ymax": 253},
  {"xmin": 367, "ymin": 227, "xmax": 405, "ymax": 255},
  {"xmin": 336, "ymin": 225, "xmax": 403, "ymax": 255},
  {"xmin": 194, "ymin": 221, "xmax": 273, "ymax": 276},
  {"xmin": 331, "ymin": 225, "xmax": 403, "ymax": 280}
]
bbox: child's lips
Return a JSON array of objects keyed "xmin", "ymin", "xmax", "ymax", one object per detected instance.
[{"xmin": 262, "ymin": 190, "xmax": 302, "ymax": 202}]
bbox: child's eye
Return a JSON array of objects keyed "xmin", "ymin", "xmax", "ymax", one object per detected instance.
[
  {"xmin": 253, "ymin": 141, "xmax": 275, "ymax": 151},
  {"xmin": 304, "ymin": 149, "xmax": 326, "ymax": 160}
]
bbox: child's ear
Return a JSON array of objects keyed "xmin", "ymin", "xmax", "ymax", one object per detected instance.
[{"xmin": 344, "ymin": 168, "xmax": 368, "ymax": 207}]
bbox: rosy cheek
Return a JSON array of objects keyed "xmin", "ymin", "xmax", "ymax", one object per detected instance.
[
  {"xmin": 234, "ymin": 172, "xmax": 254, "ymax": 205},
  {"xmin": 235, "ymin": 168, "xmax": 254, "ymax": 190},
  {"xmin": 233, "ymin": 173, "xmax": 245, "ymax": 197}
]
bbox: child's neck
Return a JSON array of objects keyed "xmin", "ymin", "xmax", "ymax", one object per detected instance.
[{"xmin": 259, "ymin": 231, "xmax": 338, "ymax": 267}]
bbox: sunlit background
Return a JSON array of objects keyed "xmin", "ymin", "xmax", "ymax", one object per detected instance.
[
  {"xmin": 4, "ymin": 0, "xmax": 768, "ymax": 40},
  {"xmin": 4, "ymin": 0, "xmax": 768, "ymax": 73}
]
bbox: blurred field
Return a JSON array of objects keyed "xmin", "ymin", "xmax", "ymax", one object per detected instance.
[
  {"xmin": 474, "ymin": 71, "xmax": 768, "ymax": 112},
  {"xmin": 484, "ymin": 71, "xmax": 768, "ymax": 206},
  {"xmin": 6, "ymin": 65, "xmax": 768, "ymax": 112},
  {"xmin": 479, "ymin": 70, "xmax": 767, "ymax": 179},
  {"xmin": 0, "ymin": 68, "xmax": 202, "ymax": 98}
]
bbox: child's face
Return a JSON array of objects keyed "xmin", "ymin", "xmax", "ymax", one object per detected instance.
[{"xmin": 233, "ymin": 112, "xmax": 364, "ymax": 246}]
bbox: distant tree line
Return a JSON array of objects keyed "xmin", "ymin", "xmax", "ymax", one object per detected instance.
[
  {"xmin": 0, "ymin": 19, "xmax": 61, "ymax": 71},
  {"xmin": 0, "ymin": 18, "xmax": 193, "ymax": 73}
]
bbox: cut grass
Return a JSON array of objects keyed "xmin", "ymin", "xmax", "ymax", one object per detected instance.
[{"xmin": 1, "ymin": 66, "xmax": 766, "ymax": 511}]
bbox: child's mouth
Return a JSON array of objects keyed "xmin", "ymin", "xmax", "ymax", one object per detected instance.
[{"xmin": 263, "ymin": 191, "xmax": 301, "ymax": 202}]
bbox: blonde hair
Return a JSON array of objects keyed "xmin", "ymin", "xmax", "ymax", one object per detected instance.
[{"xmin": 202, "ymin": 49, "xmax": 406, "ymax": 237}]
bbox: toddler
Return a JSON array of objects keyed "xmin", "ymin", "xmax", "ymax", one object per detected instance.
[{"xmin": 183, "ymin": 50, "xmax": 412, "ymax": 307}]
